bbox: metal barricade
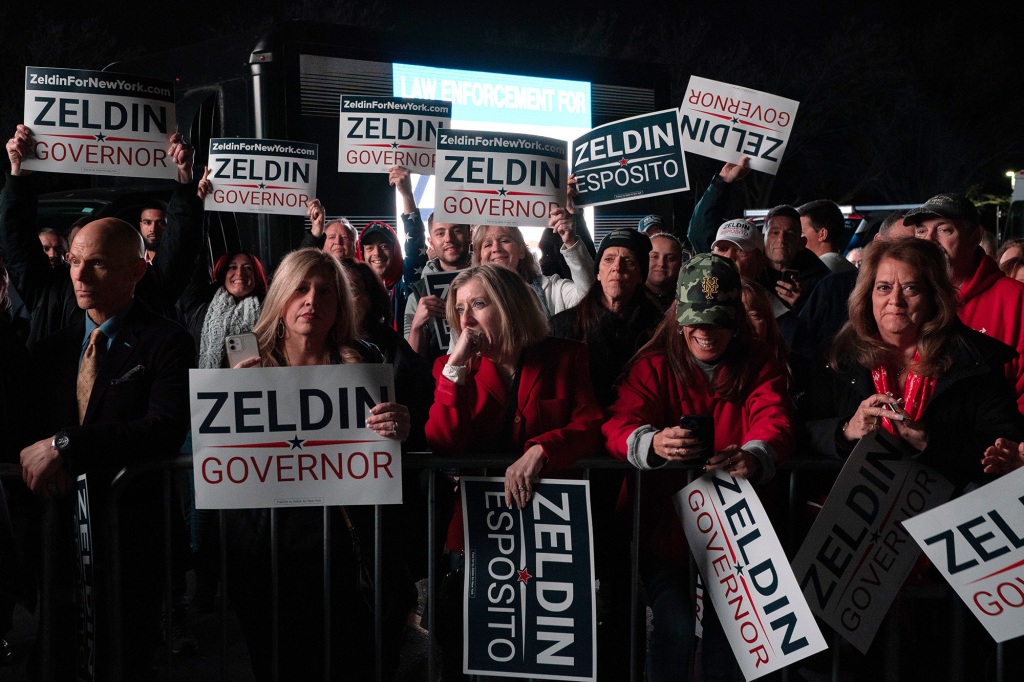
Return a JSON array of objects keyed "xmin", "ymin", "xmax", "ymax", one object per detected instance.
[{"xmin": 1, "ymin": 456, "xmax": 1011, "ymax": 682}]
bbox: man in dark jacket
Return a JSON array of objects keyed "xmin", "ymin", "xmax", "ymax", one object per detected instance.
[
  {"xmin": 404, "ymin": 214, "xmax": 471, "ymax": 362},
  {"xmin": 760, "ymin": 204, "xmax": 830, "ymax": 314},
  {"xmin": 2, "ymin": 124, "xmax": 203, "ymax": 346},
  {"xmin": 20, "ymin": 217, "xmax": 194, "ymax": 680},
  {"xmin": 551, "ymin": 228, "xmax": 663, "ymax": 405},
  {"xmin": 550, "ymin": 228, "xmax": 662, "ymax": 681}
]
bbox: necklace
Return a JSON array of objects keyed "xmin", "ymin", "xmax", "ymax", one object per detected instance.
[
  {"xmin": 283, "ymin": 347, "xmax": 330, "ymax": 366},
  {"xmin": 897, "ymin": 347, "xmax": 918, "ymax": 376}
]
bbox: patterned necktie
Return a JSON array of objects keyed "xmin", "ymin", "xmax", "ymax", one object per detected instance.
[{"xmin": 77, "ymin": 328, "xmax": 107, "ymax": 423}]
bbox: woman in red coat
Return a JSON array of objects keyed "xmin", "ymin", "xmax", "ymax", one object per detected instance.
[
  {"xmin": 425, "ymin": 263, "xmax": 603, "ymax": 680},
  {"xmin": 604, "ymin": 253, "xmax": 794, "ymax": 682}
]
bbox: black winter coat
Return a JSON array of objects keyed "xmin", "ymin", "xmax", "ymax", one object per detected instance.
[{"xmin": 801, "ymin": 324, "xmax": 1024, "ymax": 490}]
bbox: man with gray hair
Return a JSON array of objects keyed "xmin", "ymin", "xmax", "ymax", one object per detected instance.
[
  {"xmin": 304, "ymin": 198, "xmax": 357, "ymax": 259},
  {"xmin": 905, "ymin": 193, "xmax": 1024, "ymax": 411}
]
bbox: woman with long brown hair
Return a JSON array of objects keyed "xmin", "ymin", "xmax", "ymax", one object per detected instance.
[
  {"xmin": 604, "ymin": 253, "xmax": 793, "ymax": 681},
  {"xmin": 802, "ymin": 237, "xmax": 1024, "ymax": 487}
]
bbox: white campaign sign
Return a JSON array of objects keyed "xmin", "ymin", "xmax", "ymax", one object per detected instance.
[
  {"xmin": 338, "ymin": 95, "xmax": 451, "ymax": 174},
  {"xmin": 677, "ymin": 76, "xmax": 799, "ymax": 175},
  {"xmin": 433, "ymin": 129, "xmax": 567, "ymax": 228},
  {"xmin": 903, "ymin": 466, "xmax": 1024, "ymax": 643},
  {"xmin": 204, "ymin": 138, "xmax": 318, "ymax": 216},
  {"xmin": 676, "ymin": 470, "xmax": 827, "ymax": 680},
  {"xmin": 189, "ymin": 365, "xmax": 400, "ymax": 509},
  {"xmin": 790, "ymin": 431, "xmax": 953, "ymax": 654},
  {"xmin": 22, "ymin": 66, "xmax": 177, "ymax": 179}
]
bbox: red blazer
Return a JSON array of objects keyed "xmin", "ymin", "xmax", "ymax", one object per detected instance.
[{"xmin": 426, "ymin": 336, "xmax": 603, "ymax": 550}]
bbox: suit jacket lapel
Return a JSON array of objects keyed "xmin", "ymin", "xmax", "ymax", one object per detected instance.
[
  {"xmin": 476, "ymin": 357, "xmax": 508, "ymax": 405},
  {"xmin": 515, "ymin": 346, "xmax": 541, "ymax": 408}
]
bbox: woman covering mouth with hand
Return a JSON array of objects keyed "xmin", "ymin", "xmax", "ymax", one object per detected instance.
[{"xmin": 424, "ymin": 263, "xmax": 603, "ymax": 682}]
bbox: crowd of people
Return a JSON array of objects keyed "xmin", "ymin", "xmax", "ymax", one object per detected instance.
[{"xmin": 2, "ymin": 115, "xmax": 1024, "ymax": 682}]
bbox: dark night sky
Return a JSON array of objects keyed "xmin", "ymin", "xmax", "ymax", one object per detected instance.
[{"xmin": 2, "ymin": 0, "xmax": 1022, "ymax": 215}]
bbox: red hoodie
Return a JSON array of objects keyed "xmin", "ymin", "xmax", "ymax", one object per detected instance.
[{"xmin": 958, "ymin": 249, "xmax": 1024, "ymax": 413}]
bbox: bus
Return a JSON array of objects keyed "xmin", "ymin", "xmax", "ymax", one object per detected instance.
[{"xmin": 108, "ymin": 20, "xmax": 673, "ymax": 269}]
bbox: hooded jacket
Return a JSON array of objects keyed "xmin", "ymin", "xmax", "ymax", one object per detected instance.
[
  {"xmin": 957, "ymin": 249, "xmax": 1024, "ymax": 413},
  {"xmin": 357, "ymin": 220, "xmax": 410, "ymax": 330},
  {"xmin": 357, "ymin": 221, "xmax": 404, "ymax": 288}
]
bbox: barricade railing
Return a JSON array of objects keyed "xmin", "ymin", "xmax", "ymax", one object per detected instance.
[{"xmin": 0, "ymin": 456, "xmax": 1009, "ymax": 682}]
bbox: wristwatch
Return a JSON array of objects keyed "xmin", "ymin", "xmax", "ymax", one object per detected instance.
[{"xmin": 51, "ymin": 430, "xmax": 70, "ymax": 453}]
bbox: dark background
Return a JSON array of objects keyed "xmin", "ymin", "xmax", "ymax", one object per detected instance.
[{"xmin": 1, "ymin": 0, "xmax": 1022, "ymax": 229}]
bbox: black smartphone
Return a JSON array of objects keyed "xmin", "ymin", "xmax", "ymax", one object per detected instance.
[
  {"xmin": 782, "ymin": 269, "xmax": 799, "ymax": 285},
  {"xmin": 679, "ymin": 414, "xmax": 714, "ymax": 456}
]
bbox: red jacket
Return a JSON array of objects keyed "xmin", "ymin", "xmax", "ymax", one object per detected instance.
[
  {"xmin": 957, "ymin": 250, "xmax": 1024, "ymax": 413},
  {"xmin": 603, "ymin": 345, "xmax": 793, "ymax": 565},
  {"xmin": 425, "ymin": 336, "xmax": 603, "ymax": 550}
]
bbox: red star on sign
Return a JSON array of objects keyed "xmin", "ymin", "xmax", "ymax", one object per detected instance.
[
  {"xmin": 517, "ymin": 567, "xmax": 533, "ymax": 583},
  {"xmin": 619, "ymin": 157, "xmax": 629, "ymax": 166}
]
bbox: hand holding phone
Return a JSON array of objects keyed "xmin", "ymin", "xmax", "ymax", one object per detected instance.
[
  {"xmin": 679, "ymin": 415, "xmax": 714, "ymax": 456},
  {"xmin": 225, "ymin": 332, "xmax": 259, "ymax": 368}
]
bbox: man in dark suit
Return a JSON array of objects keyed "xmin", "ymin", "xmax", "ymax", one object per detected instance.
[{"xmin": 20, "ymin": 217, "xmax": 194, "ymax": 680}]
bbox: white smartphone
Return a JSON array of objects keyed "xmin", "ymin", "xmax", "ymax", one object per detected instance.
[{"xmin": 225, "ymin": 332, "xmax": 259, "ymax": 367}]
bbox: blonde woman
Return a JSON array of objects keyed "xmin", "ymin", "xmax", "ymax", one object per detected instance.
[
  {"xmin": 425, "ymin": 264, "xmax": 603, "ymax": 681},
  {"xmin": 472, "ymin": 215, "xmax": 594, "ymax": 318},
  {"xmin": 228, "ymin": 247, "xmax": 415, "ymax": 681}
]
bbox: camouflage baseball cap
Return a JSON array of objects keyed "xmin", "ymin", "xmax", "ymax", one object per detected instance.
[{"xmin": 676, "ymin": 253, "xmax": 741, "ymax": 328}]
